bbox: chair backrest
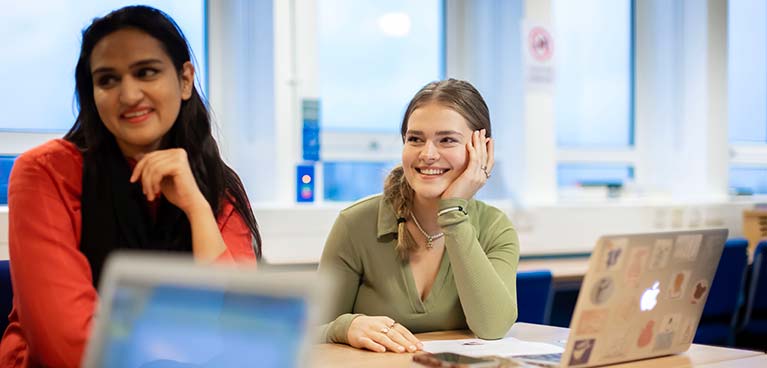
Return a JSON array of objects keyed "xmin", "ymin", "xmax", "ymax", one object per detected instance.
[
  {"xmin": 516, "ymin": 270, "xmax": 553, "ymax": 325},
  {"xmin": 702, "ymin": 238, "xmax": 749, "ymax": 318},
  {"xmin": 0, "ymin": 260, "xmax": 12, "ymax": 335},
  {"xmin": 743, "ymin": 240, "xmax": 767, "ymax": 326}
]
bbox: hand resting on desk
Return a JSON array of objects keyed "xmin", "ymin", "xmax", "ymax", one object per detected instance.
[{"xmin": 348, "ymin": 315, "xmax": 424, "ymax": 353}]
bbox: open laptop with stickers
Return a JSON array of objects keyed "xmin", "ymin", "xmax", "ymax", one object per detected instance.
[
  {"xmin": 516, "ymin": 228, "xmax": 728, "ymax": 367},
  {"xmin": 81, "ymin": 252, "xmax": 325, "ymax": 368}
]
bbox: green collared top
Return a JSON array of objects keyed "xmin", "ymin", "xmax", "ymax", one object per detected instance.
[{"xmin": 318, "ymin": 194, "xmax": 520, "ymax": 344}]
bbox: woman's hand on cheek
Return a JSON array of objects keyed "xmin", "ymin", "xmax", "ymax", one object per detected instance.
[
  {"xmin": 347, "ymin": 316, "xmax": 422, "ymax": 353},
  {"xmin": 129, "ymin": 148, "xmax": 208, "ymax": 213},
  {"xmin": 441, "ymin": 129, "xmax": 494, "ymax": 200}
]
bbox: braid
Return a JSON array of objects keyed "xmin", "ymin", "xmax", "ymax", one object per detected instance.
[{"xmin": 383, "ymin": 165, "xmax": 417, "ymax": 260}]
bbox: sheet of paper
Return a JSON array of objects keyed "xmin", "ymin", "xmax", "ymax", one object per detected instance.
[{"xmin": 422, "ymin": 337, "xmax": 564, "ymax": 358}]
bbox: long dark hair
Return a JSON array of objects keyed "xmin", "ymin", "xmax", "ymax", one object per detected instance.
[
  {"xmin": 384, "ymin": 79, "xmax": 491, "ymax": 260},
  {"xmin": 65, "ymin": 5, "xmax": 262, "ymax": 258}
]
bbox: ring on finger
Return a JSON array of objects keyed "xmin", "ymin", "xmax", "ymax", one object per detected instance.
[
  {"xmin": 482, "ymin": 167, "xmax": 491, "ymax": 179},
  {"xmin": 380, "ymin": 327, "xmax": 390, "ymax": 334}
]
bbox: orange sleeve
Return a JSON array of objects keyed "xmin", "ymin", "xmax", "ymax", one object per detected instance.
[
  {"xmin": 7, "ymin": 153, "xmax": 95, "ymax": 367},
  {"xmin": 214, "ymin": 200, "xmax": 257, "ymax": 263}
]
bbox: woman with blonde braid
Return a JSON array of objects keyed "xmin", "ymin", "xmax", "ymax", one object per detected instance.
[{"xmin": 318, "ymin": 79, "xmax": 520, "ymax": 353}]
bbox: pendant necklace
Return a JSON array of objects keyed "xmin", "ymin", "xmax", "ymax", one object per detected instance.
[{"xmin": 411, "ymin": 213, "xmax": 444, "ymax": 250}]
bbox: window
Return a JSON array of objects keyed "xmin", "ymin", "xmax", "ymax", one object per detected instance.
[
  {"xmin": 553, "ymin": 0, "xmax": 634, "ymax": 189},
  {"xmin": 323, "ymin": 161, "xmax": 397, "ymax": 201},
  {"xmin": 728, "ymin": 0, "xmax": 766, "ymax": 145},
  {"xmin": 318, "ymin": 0, "xmax": 443, "ymax": 133},
  {"xmin": 730, "ymin": 166, "xmax": 767, "ymax": 195},
  {"xmin": 554, "ymin": 0, "xmax": 633, "ymax": 148},
  {"xmin": 728, "ymin": 0, "xmax": 767, "ymax": 195},
  {"xmin": 317, "ymin": 0, "xmax": 444, "ymax": 201},
  {"xmin": 0, "ymin": 0, "xmax": 206, "ymax": 133}
]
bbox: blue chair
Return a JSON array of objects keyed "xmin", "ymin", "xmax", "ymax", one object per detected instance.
[
  {"xmin": 694, "ymin": 238, "xmax": 748, "ymax": 346},
  {"xmin": 516, "ymin": 270, "xmax": 553, "ymax": 325},
  {"xmin": 739, "ymin": 240, "xmax": 767, "ymax": 350},
  {"xmin": 0, "ymin": 260, "xmax": 12, "ymax": 335}
]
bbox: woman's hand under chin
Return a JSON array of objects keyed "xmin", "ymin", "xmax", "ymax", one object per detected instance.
[
  {"xmin": 441, "ymin": 129, "xmax": 494, "ymax": 201},
  {"xmin": 347, "ymin": 315, "xmax": 423, "ymax": 353},
  {"xmin": 129, "ymin": 148, "xmax": 209, "ymax": 214}
]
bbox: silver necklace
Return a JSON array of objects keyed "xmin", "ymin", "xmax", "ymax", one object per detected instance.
[{"xmin": 411, "ymin": 213, "xmax": 444, "ymax": 249}]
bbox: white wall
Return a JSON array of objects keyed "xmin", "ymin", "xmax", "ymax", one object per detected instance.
[{"xmin": 252, "ymin": 199, "xmax": 753, "ymax": 264}]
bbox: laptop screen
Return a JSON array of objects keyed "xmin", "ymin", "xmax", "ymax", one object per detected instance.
[{"xmin": 98, "ymin": 281, "xmax": 308, "ymax": 368}]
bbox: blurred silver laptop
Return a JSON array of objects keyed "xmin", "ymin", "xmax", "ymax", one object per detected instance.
[
  {"xmin": 82, "ymin": 252, "xmax": 324, "ymax": 368},
  {"xmin": 517, "ymin": 228, "xmax": 728, "ymax": 367}
]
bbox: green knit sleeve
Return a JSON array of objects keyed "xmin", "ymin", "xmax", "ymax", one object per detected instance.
[
  {"xmin": 437, "ymin": 198, "xmax": 520, "ymax": 339},
  {"xmin": 318, "ymin": 313, "xmax": 362, "ymax": 344},
  {"xmin": 317, "ymin": 212, "xmax": 365, "ymax": 344}
]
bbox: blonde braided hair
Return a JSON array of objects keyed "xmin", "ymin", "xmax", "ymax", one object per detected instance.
[{"xmin": 383, "ymin": 165, "xmax": 417, "ymax": 260}]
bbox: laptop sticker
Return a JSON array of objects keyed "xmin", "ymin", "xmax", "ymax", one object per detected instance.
[
  {"xmin": 690, "ymin": 279, "xmax": 709, "ymax": 304},
  {"xmin": 669, "ymin": 271, "xmax": 690, "ymax": 299},
  {"xmin": 660, "ymin": 313, "xmax": 681, "ymax": 333},
  {"xmin": 599, "ymin": 330, "xmax": 628, "ymax": 360},
  {"xmin": 676, "ymin": 316, "xmax": 695, "ymax": 346},
  {"xmin": 648, "ymin": 239, "xmax": 673, "ymax": 270},
  {"xmin": 673, "ymin": 234, "xmax": 702, "ymax": 261},
  {"xmin": 625, "ymin": 247, "xmax": 650, "ymax": 288},
  {"xmin": 569, "ymin": 339, "xmax": 595, "ymax": 366},
  {"xmin": 600, "ymin": 238, "xmax": 628, "ymax": 271},
  {"xmin": 637, "ymin": 320, "xmax": 655, "ymax": 348},
  {"xmin": 653, "ymin": 332, "xmax": 674, "ymax": 351},
  {"xmin": 575, "ymin": 309, "xmax": 609, "ymax": 335},
  {"xmin": 591, "ymin": 277, "xmax": 615, "ymax": 305},
  {"xmin": 657, "ymin": 313, "xmax": 681, "ymax": 350}
]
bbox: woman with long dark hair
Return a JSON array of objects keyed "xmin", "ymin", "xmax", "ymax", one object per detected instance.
[
  {"xmin": 318, "ymin": 79, "xmax": 519, "ymax": 353},
  {"xmin": 0, "ymin": 6, "xmax": 261, "ymax": 367}
]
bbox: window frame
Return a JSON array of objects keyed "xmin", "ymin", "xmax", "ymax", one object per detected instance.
[{"xmin": 730, "ymin": 145, "xmax": 767, "ymax": 166}]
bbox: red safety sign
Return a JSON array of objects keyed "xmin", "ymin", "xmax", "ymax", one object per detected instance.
[{"xmin": 528, "ymin": 26, "xmax": 553, "ymax": 62}]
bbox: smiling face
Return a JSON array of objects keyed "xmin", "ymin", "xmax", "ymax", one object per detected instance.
[
  {"xmin": 402, "ymin": 102, "xmax": 473, "ymax": 201},
  {"xmin": 90, "ymin": 28, "xmax": 193, "ymax": 158}
]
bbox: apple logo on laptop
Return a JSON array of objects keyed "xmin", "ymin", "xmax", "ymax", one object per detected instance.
[{"xmin": 640, "ymin": 281, "xmax": 660, "ymax": 311}]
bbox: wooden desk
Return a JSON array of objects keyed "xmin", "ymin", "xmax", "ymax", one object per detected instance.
[
  {"xmin": 698, "ymin": 354, "xmax": 767, "ymax": 367},
  {"xmin": 310, "ymin": 323, "xmax": 764, "ymax": 368}
]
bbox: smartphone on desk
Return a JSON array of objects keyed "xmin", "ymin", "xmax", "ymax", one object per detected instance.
[{"xmin": 412, "ymin": 352, "xmax": 499, "ymax": 368}]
